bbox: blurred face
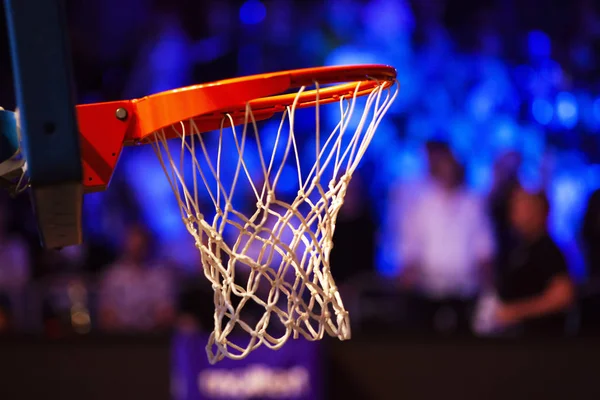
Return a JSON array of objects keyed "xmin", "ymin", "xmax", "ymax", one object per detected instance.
[
  {"xmin": 510, "ymin": 189, "xmax": 546, "ymax": 237},
  {"xmin": 428, "ymin": 150, "xmax": 459, "ymax": 188}
]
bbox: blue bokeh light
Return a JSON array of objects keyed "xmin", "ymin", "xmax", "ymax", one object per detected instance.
[
  {"xmin": 531, "ymin": 98, "xmax": 554, "ymax": 125},
  {"xmin": 467, "ymin": 161, "xmax": 492, "ymax": 194},
  {"xmin": 239, "ymin": 0, "xmax": 266, "ymax": 25},
  {"xmin": 467, "ymin": 89, "xmax": 493, "ymax": 122},
  {"xmin": 527, "ymin": 30, "xmax": 551, "ymax": 60},
  {"xmin": 362, "ymin": 0, "xmax": 415, "ymax": 41},
  {"xmin": 490, "ymin": 117, "xmax": 518, "ymax": 151},
  {"xmin": 549, "ymin": 173, "xmax": 587, "ymax": 255},
  {"xmin": 394, "ymin": 144, "xmax": 426, "ymax": 181},
  {"xmin": 326, "ymin": 45, "xmax": 379, "ymax": 67},
  {"xmin": 556, "ymin": 92, "xmax": 579, "ymax": 129}
]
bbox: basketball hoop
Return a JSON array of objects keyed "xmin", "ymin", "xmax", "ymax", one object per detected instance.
[
  {"xmin": 5, "ymin": 65, "xmax": 398, "ymax": 363},
  {"xmin": 92, "ymin": 65, "xmax": 397, "ymax": 363},
  {"xmin": 142, "ymin": 66, "xmax": 397, "ymax": 362}
]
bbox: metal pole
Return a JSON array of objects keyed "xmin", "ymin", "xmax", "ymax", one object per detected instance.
[{"xmin": 3, "ymin": 0, "xmax": 83, "ymax": 248}]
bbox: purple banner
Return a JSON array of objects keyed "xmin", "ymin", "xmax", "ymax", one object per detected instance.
[{"xmin": 171, "ymin": 332, "xmax": 322, "ymax": 400}]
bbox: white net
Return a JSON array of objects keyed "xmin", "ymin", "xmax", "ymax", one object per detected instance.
[{"xmin": 149, "ymin": 79, "xmax": 397, "ymax": 364}]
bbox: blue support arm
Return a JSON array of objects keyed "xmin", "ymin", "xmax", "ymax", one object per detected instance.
[{"xmin": 4, "ymin": 0, "xmax": 83, "ymax": 248}]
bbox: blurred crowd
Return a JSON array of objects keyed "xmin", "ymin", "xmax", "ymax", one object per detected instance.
[
  {"xmin": 2, "ymin": 0, "xmax": 600, "ymax": 338},
  {"xmin": 0, "ymin": 141, "xmax": 595, "ymax": 338},
  {"xmin": 387, "ymin": 143, "xmax": 576, "ymax": 336}
]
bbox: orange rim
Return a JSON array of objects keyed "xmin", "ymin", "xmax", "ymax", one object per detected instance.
[
  {"xmin": 76, "ymin": 64, "xmax": 397, "ymax": 191},
  {"xmin": 129, "ymin": 64, "xmax": 397, "ymax": 141}
]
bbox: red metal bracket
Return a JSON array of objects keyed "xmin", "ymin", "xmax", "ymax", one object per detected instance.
[{"xmin": 76, "ymin": 101, "xmax": 133, "ymax": 192}]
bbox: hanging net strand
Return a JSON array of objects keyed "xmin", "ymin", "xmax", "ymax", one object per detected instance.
[{"xmin": 150, "ymin": 77, "xmax": 398, "ymax": 364}]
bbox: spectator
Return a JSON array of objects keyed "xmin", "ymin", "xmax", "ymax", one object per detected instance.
[
  {"xmin": 397, "ymin": 140, "xmax": 495, "ymax": 333},
  {"xmin": 495, "ymin": 187, "xmax": 575, "ymax": 335},
  {"xmin": 98, "ymin": 223, "xmax": 175, "ymax": 333}
]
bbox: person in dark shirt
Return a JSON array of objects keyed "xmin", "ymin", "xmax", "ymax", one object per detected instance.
[{"xmin": 495, "ymin": 187, "xmax": 575, "ymax": 334}]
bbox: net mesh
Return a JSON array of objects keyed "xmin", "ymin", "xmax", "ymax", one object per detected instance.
[{"xmin": 150, "ymin": 79, "xmax": 397, "ymax": 364}]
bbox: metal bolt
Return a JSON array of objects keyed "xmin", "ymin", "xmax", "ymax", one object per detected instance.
[{"xmin": 115, "ymin": 108, "xmax": 128, "ymax": 121}]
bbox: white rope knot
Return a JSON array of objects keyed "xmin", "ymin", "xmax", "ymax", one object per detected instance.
[{"xmin": 150, "ymin": 78, "xmax": 398, "ymax": 363}]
